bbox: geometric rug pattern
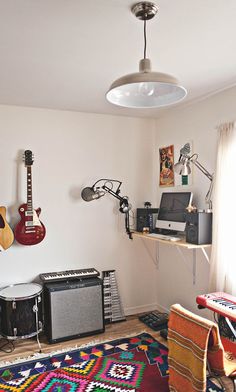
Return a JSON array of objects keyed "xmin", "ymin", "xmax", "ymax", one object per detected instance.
[{"xmin": 0, "ymin": 333, "xmax": 223, "ymax": 391}]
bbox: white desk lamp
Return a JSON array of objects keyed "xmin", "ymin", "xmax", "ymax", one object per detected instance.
[{"xmin": 174, "ymin": 143, "xmax": 213, "ymax": 211}]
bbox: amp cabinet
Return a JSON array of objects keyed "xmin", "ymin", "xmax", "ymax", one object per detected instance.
[{"xmin": 43, "ymin": 278, "xmax": 104, "ymax": 343}]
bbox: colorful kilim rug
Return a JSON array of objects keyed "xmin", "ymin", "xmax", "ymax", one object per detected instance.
[{"xmin": 0, "ymin": 333, "xmax": 223, "ymax": 391}]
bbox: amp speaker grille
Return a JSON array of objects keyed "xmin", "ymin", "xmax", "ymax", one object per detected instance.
[{"xmin": 44, "ymin": 278, "xmax": 104, "ymax": 343}]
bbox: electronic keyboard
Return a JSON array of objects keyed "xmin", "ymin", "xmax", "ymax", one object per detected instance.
[
  {"xmin": 196, "ymin": 292, "xmax": 236, "ymax": 322},
  {"xmin": 40, "ymin": 268, "xmax": 100, "ymax": 282},
  {"xmin": 146, "ymin": 233, "xmax": 181, "ymax": 242}
]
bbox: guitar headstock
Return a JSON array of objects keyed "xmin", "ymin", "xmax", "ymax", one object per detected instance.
[{"xmin": 24, "ymin": 150, "xmax": 34, "ymax": 166}]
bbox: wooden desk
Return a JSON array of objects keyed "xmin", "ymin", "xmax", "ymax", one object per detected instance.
[
  {"xmin": 132, "ymin": 231, "xmax": 211, "ymax": 249},
  {"xmin": 132, "ymin": 231, "xmax": 211, "ymax": 284}
]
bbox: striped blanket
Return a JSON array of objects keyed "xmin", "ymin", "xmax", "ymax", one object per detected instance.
[{"xmin": 168, "ymin": 304, "xmax": 236, "ymax": 392}]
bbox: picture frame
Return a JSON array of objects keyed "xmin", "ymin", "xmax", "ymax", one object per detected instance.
[{"xmin": 159, "ymin": 144, "xmax": 174, "ymax": 187}]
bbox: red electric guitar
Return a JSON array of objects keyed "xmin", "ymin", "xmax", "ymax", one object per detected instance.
[{"xmin": 14, "ymin": 150, "xmax": 46, "ymax": 245}]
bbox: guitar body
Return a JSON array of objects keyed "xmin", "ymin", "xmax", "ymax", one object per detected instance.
[
  {"xmin": 14, "ymin": 203, "xmax": 46, "ymax": 245},
  {"xmin": 0, "ymin": 206, "xmax": 14, "ymax": 250}
]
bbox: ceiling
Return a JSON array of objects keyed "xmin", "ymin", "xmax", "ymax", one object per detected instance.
[{"xmin": 0, "ymin": 0, "xmax": 236, "ymax": 118}]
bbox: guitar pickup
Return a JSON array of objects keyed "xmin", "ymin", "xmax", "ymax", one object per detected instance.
[
  {"xmin": 25, "ymin": 221, "xmax": 34, "ymax": 227},
  {"xmin": 25, "ymin": 211, "xmax": 34, "ymax": 216}
]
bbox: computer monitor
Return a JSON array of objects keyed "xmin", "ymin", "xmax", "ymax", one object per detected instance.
[{"xmin": 155, "ymin": 192, "xmax": 193, "ymax": 233}]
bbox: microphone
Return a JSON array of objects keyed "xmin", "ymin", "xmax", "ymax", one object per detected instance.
[{"xmin": 81, "ymin": 187, "xmax": 105, "ymax": 202}]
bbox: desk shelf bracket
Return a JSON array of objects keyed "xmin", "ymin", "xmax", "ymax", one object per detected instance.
[
  {"xmin": 176, "ymin": 247, "xmax": 196, "ymax": 285},
  {"xmin": 200, "ymin": 247, "xmax": 210, "ymax": 263},
  {"xmin": 140, "ymin": 238, "xmax": 159, "ymax": 270},
  {"xmin": 176, "ymin": 246, "xmax": 210, "ymax": 284},
  {"xmin": 134, "ymin": 233, "xmax": 211, "ymax": 285}
]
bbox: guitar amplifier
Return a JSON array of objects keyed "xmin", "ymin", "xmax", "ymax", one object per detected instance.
[{"xmin": 43, "ymin": 278, "xmax": 104, "ymax": 343}]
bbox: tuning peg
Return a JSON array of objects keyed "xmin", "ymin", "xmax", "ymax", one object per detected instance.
[{"xmin": 23, "ymin": 150, "xmax": 34, "ymax": 165}]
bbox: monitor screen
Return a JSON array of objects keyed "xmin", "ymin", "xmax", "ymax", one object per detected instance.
[{"xmin": 156, "ymin": 192, "xmax": 193, "ymax": 233}]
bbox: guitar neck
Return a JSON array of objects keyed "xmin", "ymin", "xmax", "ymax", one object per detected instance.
[{"xmin": 27, "ymin": 166, "xmax": 33, "ymax": 213}]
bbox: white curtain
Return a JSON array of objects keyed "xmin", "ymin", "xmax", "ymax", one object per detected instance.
[{"xmin": 209, "ymin": 121, "xmax": 236, "ymax": 295}]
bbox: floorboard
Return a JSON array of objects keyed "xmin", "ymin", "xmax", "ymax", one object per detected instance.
[{"xmin": 0, "ymin": 315, "xmax": 167, "ymax": 364}]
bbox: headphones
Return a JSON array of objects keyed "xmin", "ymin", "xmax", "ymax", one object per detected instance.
[{"xmin": 119, "ymin": 197, "xmax": 131, "ymax": 213}]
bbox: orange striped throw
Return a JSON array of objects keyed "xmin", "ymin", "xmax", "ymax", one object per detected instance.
[{"xmin": 168, "ymin": 304, "xmax": 236, "ymax": 392}]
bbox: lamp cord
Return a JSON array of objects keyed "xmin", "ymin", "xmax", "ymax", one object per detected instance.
[{"xmin": 143, "ymin": 19, "xmax": 147, "ymax": 59}]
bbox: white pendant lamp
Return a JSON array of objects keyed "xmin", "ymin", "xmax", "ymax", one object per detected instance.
[{"xmin": 106, "ymin": 2, "xmax": 187, "ymax": 109}]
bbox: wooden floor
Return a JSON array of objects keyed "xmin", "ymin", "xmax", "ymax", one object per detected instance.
[{"xmin": 0, "ymin": 315, "xmax": 167, "ymax": 365}]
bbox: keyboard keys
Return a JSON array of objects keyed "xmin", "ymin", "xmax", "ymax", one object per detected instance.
[
  {"xmin": 40, "ymin": 268, "xmax": 99, "ymax": 282},
  {"xmin": 207, "ymin": 298, "xmax": 236, "ymax": 320},
  {"xmin": 196, "ymin": 292, "xmax": 236, "ymax": 322}
]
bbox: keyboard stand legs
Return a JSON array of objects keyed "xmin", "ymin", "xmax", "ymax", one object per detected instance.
[{"xmin": 225, "ymin": 317, "xmax": 236, "ymax": 340}]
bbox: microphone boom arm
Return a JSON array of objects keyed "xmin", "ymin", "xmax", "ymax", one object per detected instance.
[
  {"xmin": 93, "ymin": 179, "xmax": 122, "ymax": 193},
  {"xmin": 102, "ymin": 184, "xmax": 123, "ymax": 202},
  {"xmin": 102, "ymin": 184, "xmax": 133, "ymax": 239}
]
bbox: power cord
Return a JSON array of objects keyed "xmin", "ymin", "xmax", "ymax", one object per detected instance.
[{"xmin": 0, "ymin": 338, "xmax": 15, "ymax": 353}]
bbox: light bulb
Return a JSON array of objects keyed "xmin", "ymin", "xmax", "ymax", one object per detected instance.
[{"xmin": 138, "ymin": 82, "xmax": 155, "ymax": 96}]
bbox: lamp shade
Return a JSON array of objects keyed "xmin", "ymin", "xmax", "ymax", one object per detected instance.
[
  {"xmin": 106, "ymin": 59, "xmax": 187, "ymax": 108},
  {"xmin": 174, "ymin": 160, "xmax": 191, "ymax": 176}
]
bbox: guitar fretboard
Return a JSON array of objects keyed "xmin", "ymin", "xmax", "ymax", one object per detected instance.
[{"xmin": 27, "ymin": 166, "xmax": 33, "ymax": 215}]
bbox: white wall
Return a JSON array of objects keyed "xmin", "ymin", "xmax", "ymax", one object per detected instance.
[
  {"xmin": 1, "ymin": 85, "xmax": 235, "ymax": 318},
  {"xmin": 0, "ymin": 105, "xmax": 158, "ymax": 315},
  {"xmin": 153, "ymin": 86, "xmax": 236, "ymax": 317}
]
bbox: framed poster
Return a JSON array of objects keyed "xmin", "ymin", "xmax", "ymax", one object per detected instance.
[{"xmin": 159, "ymin": 145, "xmax": 174, "ymax": 187}]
